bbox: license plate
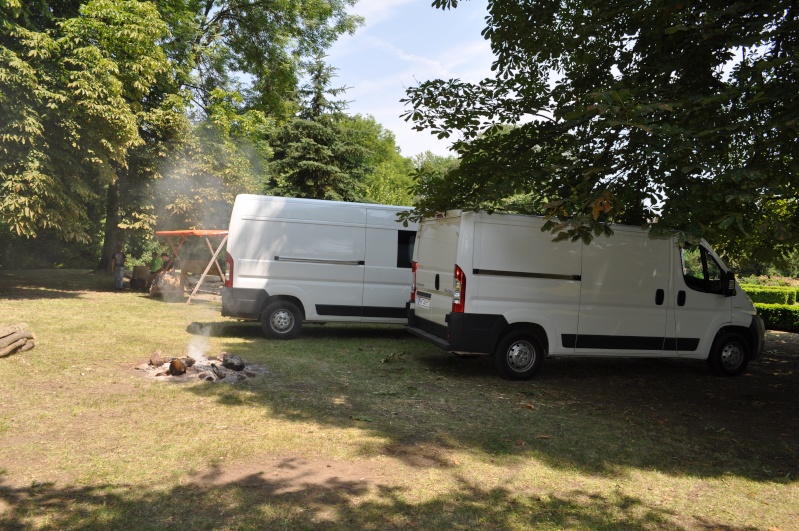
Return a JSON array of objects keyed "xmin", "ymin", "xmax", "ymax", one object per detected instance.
[{"xmin": 417, "ymin": 296, "xmax": 431, "ymax": 309}]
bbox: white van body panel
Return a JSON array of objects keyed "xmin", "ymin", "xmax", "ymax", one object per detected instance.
[
  {"xmin": 471, "ymin": 215, "xmax": 582, "ymax": 355},
  {"xmin": 408, "ymin": 211, "xmax": 764, "ymax": 375},
  {"xmin": 223, "ymin": 195, "xmax": 417, "ymax": 328},
  {"xmin": 575, "ymin": 226, "xmax": 674, "ymax": 356}
]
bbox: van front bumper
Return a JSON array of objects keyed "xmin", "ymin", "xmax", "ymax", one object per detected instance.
[{"xmin": 750, "ymin": 314, "xmax": 766, "ymax": 361}]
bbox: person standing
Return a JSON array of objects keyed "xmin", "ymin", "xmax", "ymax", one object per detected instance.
[
  {"xmin": 111, "ymin": 244, "xmax": 126, "ymax": 290},
  {"xmin": 145, "ymin": 251, "xmax": 163, "ymax": 290}
]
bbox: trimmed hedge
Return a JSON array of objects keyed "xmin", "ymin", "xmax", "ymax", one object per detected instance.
[
  {"xmin": 755, "ymin": 303, "xmax": 799, "ymax": 333},
  {"xmin": 740, "ymin": 285, "xmax": 797, "ymax": 305}
]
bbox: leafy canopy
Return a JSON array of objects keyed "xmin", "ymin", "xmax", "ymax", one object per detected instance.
[
  {"xmin": 404, "ymin": 0, "xmax": 799, "ymax": 259},
  {"xmin": 0, "ymin": 0, "xmax": 168, "ymax": 242}
]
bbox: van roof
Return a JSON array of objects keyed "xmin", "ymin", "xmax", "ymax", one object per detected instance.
[{"xmin": 236, "ymin": 194, "xmax": 413, "ymax": 211}]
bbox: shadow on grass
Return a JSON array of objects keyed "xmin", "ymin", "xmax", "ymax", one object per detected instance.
[
  {"xmin": 185, "ymin": 326, "xmax": 799, "ymax": 485},
  {"xmin": 0, "ymin": 270, "xmax": 113, "ymax": 300},
  {"xmin": 186, "ymin": 320, "xmax": 409, "ymax": 340},
  {"xmin": 0, "ymin": 468, "xmax": 745, "ymax": 530},
  {"xmin": 4, "ymin": 270, "xmax": 798, "ymax": 489}
]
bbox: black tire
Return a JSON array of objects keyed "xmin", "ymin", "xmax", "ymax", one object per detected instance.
[
  {"xmin": 709, "ymin": 332, "xmax": 750, "ymax": 376},
  {"xmin": 494, "ymin": 332, "xmax": 543, "ymax": 380},
  {"xmin": 261, "ymin": 300, "xmax": 302, "ymax": 340}
]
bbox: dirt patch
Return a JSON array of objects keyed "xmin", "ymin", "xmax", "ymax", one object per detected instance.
[{"xmin": 192, "ymin": 456, "xmax": 385, "ymax": 494}]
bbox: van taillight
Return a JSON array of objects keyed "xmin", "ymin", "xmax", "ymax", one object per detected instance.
[
  {"xmin": 452, "ymin": 265, "xmax": 466, "ymax": 313},
  {"xmin": 224, "ymin": 251, "xmax": 234, "ymax": 288},
  {"xmin": 410, "ymin": 261, "xmax": 418, "ymax": 302}
]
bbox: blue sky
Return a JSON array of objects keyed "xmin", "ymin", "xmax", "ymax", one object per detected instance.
[{"xmin": 327, "ymin": 0, "xmax": 494, "ymax": 158}]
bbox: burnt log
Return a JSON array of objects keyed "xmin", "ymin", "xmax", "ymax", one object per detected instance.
[
  {"xmin": 168, "ymin": 358, "xmax": 187, "ymax": 376},
  {"xmin": 210, "ymin": 363, "xmax": 226, "ymax": 379},
  {"xmin": 221, "ymin": 353, "xmax": 245, "ymax": 371}
]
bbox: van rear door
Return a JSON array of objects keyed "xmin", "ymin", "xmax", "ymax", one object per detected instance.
[{"xmin": 412, "ymin": 217, "xmax": 461, "ymax": 333}]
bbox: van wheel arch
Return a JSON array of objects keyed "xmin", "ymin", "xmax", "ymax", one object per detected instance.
[
  {"xmin": 494, "ymin": 331, "xmax": 545, "ymax": 380},
  {"xmin": 499, "ymin": 323, "xmax": 549, "ymax": 356},
  {"xmin": 708, "ymin": 327, "xmax": 751, "ymax": 376},
  {"xmin": 260, "ymin": 296, "xmax": 305, "ymax": 340}
]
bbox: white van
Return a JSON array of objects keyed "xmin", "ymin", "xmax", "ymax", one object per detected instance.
[
  {"xmin": 408, "ymin": 211, "xmax": 765, "ymax": 379},
  {"xmin": 222, "ymin": 195, "xmax": 417, "ymax": 338}
]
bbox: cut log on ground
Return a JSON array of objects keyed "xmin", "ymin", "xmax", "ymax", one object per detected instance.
[
  {"xmin": 0, "ymin": 323, "xmax": 28, "ymax": 339},
  {"xmin": 0, "ymin": 331, "xmax": 35, "ymax": 349},
  {"xmin": 1, "ymin": 338, "xmax": 27, "ymax": 357},
  {"xmin": 0, "ymin": 323, "xmax": 36, "ymax": 358},
  {"xmin": 150, "ymin": 273, "xmax": 183, "ymax": 298},
  {"xmin": 17, "ymin": 340, "xmax": 35, "ymax": 353}
]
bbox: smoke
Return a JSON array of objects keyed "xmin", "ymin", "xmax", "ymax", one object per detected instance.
[{"xmin": 186, "ymin": 315, "xmax": 216, "ymax": 359}]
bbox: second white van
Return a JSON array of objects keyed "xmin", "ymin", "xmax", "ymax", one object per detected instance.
[
  {"xmin": 408, "ymin": 211, "xmax": 765, "ymax": 379},
  {"xmin": 223, "ymin": 195, "xmax": 417, "ymax": 338}
]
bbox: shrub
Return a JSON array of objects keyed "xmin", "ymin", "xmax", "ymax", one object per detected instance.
[
  {"xmin": 740, "ymin": 285, "xmax": 796, "ymax": 305},
  {"xmin": 755, "ymin": 303, "xmax": 799, "ymax": 333},
  {"xmin": 738, "ymin": 275, "xmax": 799, "ymax": 287}
]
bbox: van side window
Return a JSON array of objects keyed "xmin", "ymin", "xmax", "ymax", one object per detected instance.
[
  {"xmin": 681, "ymin": 245, "xmax": 723, "ymax": 294},
  {"xmin": 397, "ymin": 230, "xmax": 416, "ymax": 269}
]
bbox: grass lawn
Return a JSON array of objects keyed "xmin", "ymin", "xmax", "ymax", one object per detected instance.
[{"xmin": 1, "ymin": 269, "xmax": 797, "ymax": 530}]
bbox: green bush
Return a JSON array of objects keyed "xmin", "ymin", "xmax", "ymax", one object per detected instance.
[
  {"xmin": 738, "ymin": 275, "xmax": 799, "ymax": 287},
  {"xmin": 755, "ymin": 303, "xmax": 799, "ymax": 332},
  {"xmin": 740, "ymin": 285, "xmax": 796, "ymax": 305}
]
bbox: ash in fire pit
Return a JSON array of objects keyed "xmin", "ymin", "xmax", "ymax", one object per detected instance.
[{"xmin": 136, "ymin": 350, "xmax": 268, "ymax": 383}]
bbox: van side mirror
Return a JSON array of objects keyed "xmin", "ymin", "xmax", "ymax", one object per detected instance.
[{"xmin": 723, "ymin": 271, "xmax": 736, "ymax": 297}]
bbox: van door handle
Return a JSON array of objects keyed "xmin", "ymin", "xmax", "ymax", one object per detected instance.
[
  {"xmin": 678, "ymin": 290, "xmax": 686, "ymax": 306},
  {"xmin": 435, "ymin": 274, "xmax": 440, "ymax": 290},
  {"xmin": 655, "ymin": 289, "xmax": 664, "ymax": 305}
]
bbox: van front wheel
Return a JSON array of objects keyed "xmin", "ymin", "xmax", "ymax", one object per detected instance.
[
  {"xmin": 494, "ymin": 332, "xmax": 543, "ymax": 380},
  {"xmin": 261, "ymin": 301, "xmax": 302, "ymax": 340},
  {"xmin": 709, "ymin": 332, "xmax": 750, "ymax": 376}
]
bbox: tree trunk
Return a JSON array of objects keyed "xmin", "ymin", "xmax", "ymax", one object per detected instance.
[{"xmin": 99, "ymin": 181, "xmax": 124, "ymax": 273}]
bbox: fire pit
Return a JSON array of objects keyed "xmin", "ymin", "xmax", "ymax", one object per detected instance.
[{"xmin": 136, "ymin": 350, "xmax": 269, "ymax": 383}]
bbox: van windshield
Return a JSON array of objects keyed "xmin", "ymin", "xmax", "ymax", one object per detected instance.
[{"xmin": 681, "ymin": 244, "xmax": 724, "ymax": 294}]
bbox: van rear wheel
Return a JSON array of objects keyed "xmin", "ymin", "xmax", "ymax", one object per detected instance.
[
  {"xmin": 709, "ymin": 332, "xmax": 750, "ymax": 376},
  {"xmin": 494, "ymin": 332, "xmax": 543, "ymax": 380},
  {"xmin": 261, "ymin": 301, "xmax": 302, "ymax": 340}
]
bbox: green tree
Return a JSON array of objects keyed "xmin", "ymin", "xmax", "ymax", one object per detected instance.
[
  {"xmin": 405, "ymin": 1, "xmax": 799, "ymax": 258},
  {"xmin": 1, "ymin": 0, "xmax": 362, "ymax": 269},
  {"xmin": 98, "ymin": 0, "xmax": 362, "ymax": 268},
  {"xmin": 1, "ymin": 0, "xmax": 168, "ymax": 243},
  {"xmin": 268, "ymin": 56, "xmax": 367, "ymax": 201},
  {"xmin": 269, "ymin": 118, "xmax": 367, "ymax": 201},
  {"xmin": 152, "ymin": 89, "xmax": 273, "ymax": 231},
  {"xmin": 341, "ymin": 114, "xmax": 415, "ymax": 206}
]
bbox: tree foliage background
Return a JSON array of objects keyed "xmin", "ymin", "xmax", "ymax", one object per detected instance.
[
  {"xmin": 405, "ymin": 0, "xmax": 799, "ymax": 268},
  {"xmin": 1, "ymin": 0, "xmax": 417, "ymax": 269}
]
